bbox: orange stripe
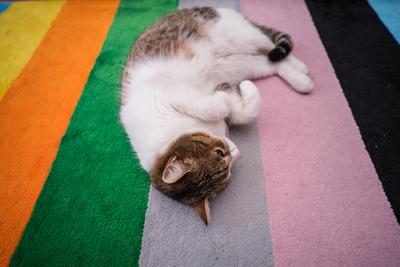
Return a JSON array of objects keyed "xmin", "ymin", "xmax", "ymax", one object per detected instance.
[{"xmin": 0, "ymin": 0, "xmax": 120, "ymax": 265}]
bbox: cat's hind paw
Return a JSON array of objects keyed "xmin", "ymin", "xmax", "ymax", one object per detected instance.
[
  {"xmin": 287, "ymin": 55, "xmax": 309, "ymax": 74},
  {"xmin": 295, "ymin": 75, "xmax": 314, "ymax": 94}
]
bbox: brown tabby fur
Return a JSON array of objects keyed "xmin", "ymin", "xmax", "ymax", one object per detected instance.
[
  {"xmin": 128, "ymin": 7, "xmax": 218, "ymax": 62},
  {"xmin": 121, "ymin": 7, "xmax": 218, "ymax": 92},
  {"xmin": 150, "ymin": 132, "xmax": 232, "ymax": 223}
]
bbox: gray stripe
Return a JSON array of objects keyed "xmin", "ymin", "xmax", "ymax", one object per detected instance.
[
  {"xmin": 179, "ymin": 0, "xmax": 240, "ymax": 10},
  {"xmin": 139, "ymin": 1, "xmax": 274, "ymax": 266},
  {"xmin": 139, "ymin": 123, "xmax": 274, "ymax": 267}
]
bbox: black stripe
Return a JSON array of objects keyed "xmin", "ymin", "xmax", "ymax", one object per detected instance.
[{"xmin": 305, "ymin": 0, "xmax": 400, "ymax": 223}]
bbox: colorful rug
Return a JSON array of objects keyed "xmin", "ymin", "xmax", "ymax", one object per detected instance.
[{"xmin": 1, "ymin": 0, "xmax": 399, "ymax": 266}]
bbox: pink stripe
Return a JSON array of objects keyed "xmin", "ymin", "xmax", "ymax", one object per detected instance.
[{"xmin": 241, "ymin": 0, "xmax": 400, "ymax": 266}]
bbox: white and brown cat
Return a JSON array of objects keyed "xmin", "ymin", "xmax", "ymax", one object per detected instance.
[{"xmin": 120, "ymin": 7, "xmax": 313, "ymax": 224}]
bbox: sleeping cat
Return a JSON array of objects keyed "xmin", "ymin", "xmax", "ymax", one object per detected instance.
[{"xmin": 120, "ymin": 7, "xmax": 313, "ymax": 225}]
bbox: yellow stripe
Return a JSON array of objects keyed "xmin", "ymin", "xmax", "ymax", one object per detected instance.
[{"xmin": 0, "ymin": 1, "xmax": 65, "ymax": 100}]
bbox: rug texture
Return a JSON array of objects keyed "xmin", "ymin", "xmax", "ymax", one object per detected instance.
[{"xmin": 0, "ymin": 0, "xmax": 399, "ymax": 266}]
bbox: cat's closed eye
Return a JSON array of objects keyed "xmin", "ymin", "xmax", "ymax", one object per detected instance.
[{"xmin": 213, "ymin": 147, "xmax": 226, "ymax": 157}]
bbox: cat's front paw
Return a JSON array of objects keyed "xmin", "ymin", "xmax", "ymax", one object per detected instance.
[
  {"xmin": 239, "ymin": 80, "xmax": 261, "ymax": 102},
  {"xmin": 239, "ymin": 80, "xmax": 261, "ymax": 113}
]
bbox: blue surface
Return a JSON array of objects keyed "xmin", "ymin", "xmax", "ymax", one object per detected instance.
[
  {"xmin": 0, "ymin": 2, "xmax": 11, "ymax": 14},
  {"xmin": 368, "ymin": 0, "xmax": 400, "ymax": 44}
]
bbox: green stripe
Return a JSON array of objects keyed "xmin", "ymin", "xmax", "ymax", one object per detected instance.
[{"xmin": 11, "ymin": 0, "xmax": 177, "ymax": 266}]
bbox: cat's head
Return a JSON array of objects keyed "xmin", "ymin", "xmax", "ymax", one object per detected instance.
[{"xmin": 150, "ymin": 132, "xmax": 233, "ymax": 225}]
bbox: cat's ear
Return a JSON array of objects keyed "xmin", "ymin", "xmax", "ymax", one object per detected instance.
[
  {"xmin": 162, "ymin": 156, "xmax": 189, "ymax": 184},
  {"xmin": 192, "ymin": 198, "xmax": 210, "ymax": 225}
]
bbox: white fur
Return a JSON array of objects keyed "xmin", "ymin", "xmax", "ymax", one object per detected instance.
[{"xmin": 120, "ymin": 8, "xmax": 313, "ymax": 170}]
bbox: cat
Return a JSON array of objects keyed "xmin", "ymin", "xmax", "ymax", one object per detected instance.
[{"xmin": 120, "ymin": 7, "xmax": 313, "ymax": 225}]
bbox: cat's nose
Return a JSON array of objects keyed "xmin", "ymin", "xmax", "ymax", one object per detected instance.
[{"xmin": 223, "ymin": 155, "xmax": 231, "ymax": 163}]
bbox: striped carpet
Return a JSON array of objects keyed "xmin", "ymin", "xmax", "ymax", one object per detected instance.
[{"xmin": 0, "ymin": 0, "xmax": 399, "ymax": 266}]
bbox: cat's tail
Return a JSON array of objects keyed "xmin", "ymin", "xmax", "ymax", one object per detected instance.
[{"xmin": 254, "ymin": 24, "xmax": 293, "ymax": 62}]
